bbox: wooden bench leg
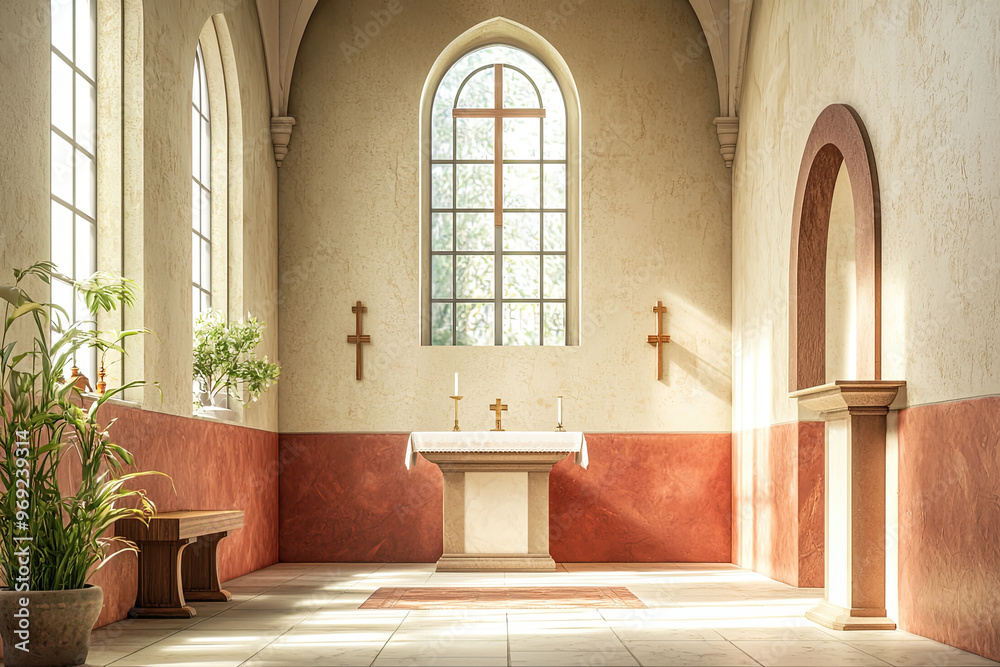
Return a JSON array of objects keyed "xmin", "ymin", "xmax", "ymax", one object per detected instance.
[
  {"xmin": 182, "ymin": 530, "xmax": 232, "ymax": 602},
  {"xmin": 128, "ymin": 537, "xmax": 197, "ymax": 618}
]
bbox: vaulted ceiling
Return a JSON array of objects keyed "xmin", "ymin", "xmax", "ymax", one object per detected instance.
[{"xmin": 254, "ymin": 0, "xmax": 752, "ymax": 168}]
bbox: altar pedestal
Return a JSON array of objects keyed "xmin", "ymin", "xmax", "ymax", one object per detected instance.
[{"xmin": 406, "ymin": 432, "xmax": 587, "ymax": 572}]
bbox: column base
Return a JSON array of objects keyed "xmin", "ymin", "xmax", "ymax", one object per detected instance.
[
  {"xmin": 436, "ymin": 553, "xmax": 556, "ymax": 572},
  {"xmin": 806, "ymin": 600, "xmax": 896, "ymax": 631}
]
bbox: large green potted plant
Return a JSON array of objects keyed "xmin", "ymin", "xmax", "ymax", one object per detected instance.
[
  {"xmin": 0, "ymin": 262, "xmax": 161, "ymax": 667},
  {"xmin": 193, "ymin": 310, "xmax": 279, "ymax": 419}
]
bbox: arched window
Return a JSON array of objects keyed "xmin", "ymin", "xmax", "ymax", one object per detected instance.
[
  {"xmin": 192, "ymin": 42, "xmax": 213, "ymax": 320},
  {"xmin": 426, "ymin": 44, "xmax": 573, "ymax": 346},
  {"xmin": 50, "ymin": 0, "xmax": 98, "ymax": 379}
]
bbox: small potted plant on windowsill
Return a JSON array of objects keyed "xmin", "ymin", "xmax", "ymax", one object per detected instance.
[
  {"xmin": 193, "ymin": 310, "xmax": 280, "ymax": 421},
  {"xmin": 0, "ymin": 262, "xmax": 164, "ymax": 666}
]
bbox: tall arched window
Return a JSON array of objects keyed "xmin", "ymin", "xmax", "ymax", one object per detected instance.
[
  {"xmin": 192, "ymin": 42, "xmax": 212, "ymax": 320},
  {"xmin": 50, "ymin": 0, "xmax": 97, "ymax": 379},
  {"xmin": 427, "ymin": 45, "xmax": 570, "ymax": 346}
]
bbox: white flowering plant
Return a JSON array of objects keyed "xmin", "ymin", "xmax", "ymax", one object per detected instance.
[{"xmin": 192, "ymin": 311, "xmax": 279, "ymax": 408}]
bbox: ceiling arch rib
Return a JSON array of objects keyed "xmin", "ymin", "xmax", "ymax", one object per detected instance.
[
  {"xmin": 255, "ymin": 0, "xmax": 752, "ymax": 169},
  {"xmin": 256, "ymin": 0, "xmax": 318, "ymax": 167},
  {"xmin": 688, "ymin": 0, "xmax": 754, "ymax": 168}
]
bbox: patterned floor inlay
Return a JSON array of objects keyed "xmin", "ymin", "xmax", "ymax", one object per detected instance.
[{"xmin": 359, "ymin": 586, "xmax": 647, "ymax": 609}]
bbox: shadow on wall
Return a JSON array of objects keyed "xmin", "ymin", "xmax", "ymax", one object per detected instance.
[{"xmin": 666, "ymin": 342, "xmax": 732, "ymax": 404}]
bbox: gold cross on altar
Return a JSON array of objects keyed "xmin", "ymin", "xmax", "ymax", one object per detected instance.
[
  {"xmin": 453, "ymin": 64, "xmax": 546, "ymax": 228},
  {"xmin": 489, "ymin": 398, "xmax": 508, "ymax": 431},
  {"xmin": 346, "ymin": 301, "xmax": 371, "ymax": 381},
  {"xmin": 646, "ymin": 300, "xmax": 671, "ymax": 381}
]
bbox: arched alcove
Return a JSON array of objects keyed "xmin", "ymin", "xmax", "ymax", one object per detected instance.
[{"xmin": 789, "ymin": 104, "xmax": 881, "ymax": 391}]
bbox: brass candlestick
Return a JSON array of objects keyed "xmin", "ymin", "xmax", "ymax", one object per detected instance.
[{"xmin": 450, "ymin": 395, "xmax": 463, "ymax": 431}]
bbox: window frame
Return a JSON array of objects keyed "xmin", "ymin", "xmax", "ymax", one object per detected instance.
[
  {"xmin": 421, "ymin": 30, "xmax": 581, "ymax": 347},
  {"xmin": 50, "ymin": 0, "xmax": 99, "ymax": 380},
  {"xmin": 192, "ymin": 41, "xmax": 213, "ymax": 321}
]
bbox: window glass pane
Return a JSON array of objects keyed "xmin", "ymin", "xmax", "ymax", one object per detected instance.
[
  {"xmin": 192, "ymin": 288, "xmax": 201, "ymax": 322},
  {"xmin": 192, "ymin": 107, "xmax": 201, "ymax": 181},
  {"xmin": 502, "ymin": 117, "xmax": 540, "ymax": 160},
  {"xmin": 192, "ymin": 63, "xmax": 201, "ymax": 111},
  {"xmin": 543, "ymin": 108, "xmax": 566, "ymax": 160},
  {"xmin": 544, "ymin": 255, "xmax": 566, "ymax": 299},
  {"xmin": 456, "ymin": 213, "xmax": 493, "ymax": 252},
  {"xmin": 456, "ymin": 255, "xmax": 494, "ymax": 299},
  {"xmin": 201, "ymin": 291, "xmax": 212, "ymax": 314},
  {"xmin": 52, "ymin": 0, "xmax": 74, "ymax": 58},
  {"xmin": 51, "ymin": 201, "xmax": 74, "ymax": 276},
  {"xmin": 544, "ymin": 163, "xmax": 566, "ymax": 208},
  {"xmin": 502, "ymin": 67, "xmax": 540, "ymax": 109},
  {"xmin": 75, "ymin": 149, "xmax": 95, "ymax": 218},
  {"xmin": 456, "ymin": 117, "xmax": 493, "ymax": 160},
  {"xmin": 74, "ymin": 0, "xmax": 95, "ymax": 79},
  {"xmin": 201, "ymin": 188, "xmax": 211, "ymax": 237},
  {"xmin": 431, "ymin": 255, "xmax": 453, "ymax": 299},
  {"xmin": 456, "ymin": 67, "xmax": 493, "ymax": 109},
  {"xmin": 503, "ymin": 302, "xmax": 540, "ymax": 345},
  {"xmin": 431, "ymin": 213, "xmax": 452, "ymax": 251},
  {"xmin": 192, "ymin": 234, "xmax": 200, "ymax": 283},
  {"xmin": 75, "ymin": 217, "xmax": 95, "ymax": 278},
  {"xmin": 51, "ymin": 54, "xmax": 73, "ymax": 137},
  {"xmin": 456, "ymin": 302, "xmax": 494, "ymax": 346},
  {"xmin": 544, "ymin": 213, "xmax": 567, "ymax": 251},
  {"xmin": 431, "ymin": 99, "xmax": 454, "ymax": 159},
  {"xmin": 200, "ymin": 239, "xmax": 212, "ymax": 291},
  {"xmin": 192, "ymin": 180, "xmax": 201, "ymax": 229},
  {"xmin": 544, "ymin": 302, "xmax": 566, "ymax": 346},
  {"xmin": 75, "ymin": 75, "xmax": 96, "ymax": 153},
  {"xmin": 503, "ymin": 164, "xmax": 540, "ymax": 209},
  {"xmin": 430, "ymin": 303, "xmax": 453, "ymax": 346},
  {"xmin": 51, "ymin": 131, "xmax": 74, "ymax": 203},
  {"xmin": 201, "ymin": 118, "xmax": 211, "ymax": 182},
  {"xmin": 200, "ymin": 58, "xmax": 210, "ymax": 119},
  {"xmin": 503, "ymin": 255, "xmax": 540, "ymax": 299},
  {"xmin": 52, "ymin": 278, "xmax": 74, "ymax": 330},
  {"xmin": 456, "ymin": 164, "xmax": 493, "ymax": 209},
  {"xmin": 502, "ymin": 212, "xmax": 540, "ymax": 251},
  {"xmin": 431, "ymin": 164, "xmax": 452, "ymax": 208}
]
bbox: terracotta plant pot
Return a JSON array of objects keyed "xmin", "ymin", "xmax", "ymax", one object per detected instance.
[{"xmin": 0, "ymin": 586, "xmax": 102, "ymax": 667}]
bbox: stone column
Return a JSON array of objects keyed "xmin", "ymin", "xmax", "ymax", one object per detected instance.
[{"xmin": 791, "ymin": 380, "xmax": 904, "ymax": 631}]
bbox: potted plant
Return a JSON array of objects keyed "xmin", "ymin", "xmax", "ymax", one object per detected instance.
[
  {"xmin": 192, "ymin": 310, "xmax": 280, "ymax": 419},
  {"xmin": 0, "ymin": 262, "xmax": 162, "ymax": 666}
]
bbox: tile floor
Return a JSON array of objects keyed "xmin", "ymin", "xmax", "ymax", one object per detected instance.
[{"xmin": 71, "ymin": 563, "xmax": 997, "ymax": 667}]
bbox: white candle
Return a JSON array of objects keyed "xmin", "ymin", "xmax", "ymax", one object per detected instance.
[
  {"xmin": 557, "ymin": 396, "xmax": 563, "ymax": 424},
  {"xmin": 454, "ymin": 373, "xmax": 459, "ymax": 396}
]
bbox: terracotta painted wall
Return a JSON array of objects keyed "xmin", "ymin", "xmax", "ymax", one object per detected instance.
[
  {"xmin": 90, "ymin": 405, "xmax": 279, "ymax": 628},
  {"xmin": 278, "ymin": 433, "xmax": 732, "ymax": 564},
  {"xmin": 550, "ymin": 433, "xmax": 732, "ymax": 563},
  {"xmin": 898, "ymin": 396, "xmax": 1000, "ymax": 662},
  {"xmin": 732, "ymin": 421, "xmax": 823, "ymax": 588}
]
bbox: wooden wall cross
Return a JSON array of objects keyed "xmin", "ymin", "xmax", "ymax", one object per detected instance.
[
  {"xmin": 346, "ymin": 301, "xmax": 371, "ymax": 381},
  {"xmin": 646, "ymin": 300, "xmax": 671, "ymax": 380},
  {"xmin": 489, "ymin": 398, "xmax": 508, "ymax": 431}
]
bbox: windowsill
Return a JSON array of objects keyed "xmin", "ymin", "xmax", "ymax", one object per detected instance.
[{"xmin": 79, "ymin": 393, "xmax": 142, "ymax": 410}]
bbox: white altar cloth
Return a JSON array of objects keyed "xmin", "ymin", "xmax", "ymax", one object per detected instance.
[{"xmin": 406, "ymin": 431, "xmax": 588, "ymax": 470}]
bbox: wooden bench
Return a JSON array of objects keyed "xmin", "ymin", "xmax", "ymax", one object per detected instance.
[{"xmin": 116, "ymin": 510, "xmax": 244, "ymax": 618}]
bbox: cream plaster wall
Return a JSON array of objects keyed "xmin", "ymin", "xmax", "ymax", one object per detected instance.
[
  {"xmin": 0, "ymin": 1, "xmax": 50, "ymax": 305},
  {"xmin": 279, "ymin": 0, "xmax": 733, "ymax": 433},
  {"xmin": 825, "ymin": 165, "xmax": 856, "ymax": 384},
  {"xmin": 0, "ymin": 1, "xmax": 278, "ymax": 431},
  {"xmin": 732, "ymin": 0, "xmax": 1000, "ymax": 433}
]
